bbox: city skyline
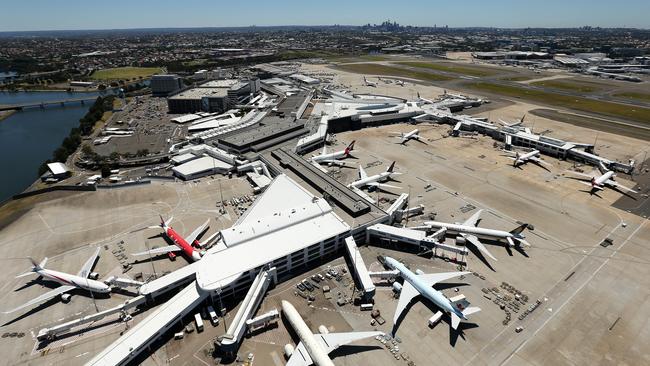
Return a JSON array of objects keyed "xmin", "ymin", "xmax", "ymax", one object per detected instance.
[{"xmin": 2, "ymin": 0, "xmax": 650, "ymax": 32}]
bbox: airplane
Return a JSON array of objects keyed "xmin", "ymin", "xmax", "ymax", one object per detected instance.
[
  {"xmin": 131, "ymin": 216, "xmax": 217, "ymax": 262},
  {"xmin": 373, "ymin": 256, "xmax": 480, "ymax": 331},
  {"xmin": 4, "ymin": 247, "xmax": 110, "ymax": 314},
  {"xmin": 566, "ymin": 162, "xmax": 637, "ymax": 195},
  {"xmin": 347, "ymin": 161, "xmax": 402, "ymax": 191},
  {"xmin": 310, "ymin": 141, "xmax": 356, "ymax": 172},
  {"xmin": 416, "ymin": 92, "xmax": 434, "ymax": 105},
  {"xmin": 395, "ymin": 79, "xmax": 405, "ymax": 86},
  {"xmin": 412, "ymin": 209, "xmax": 530, "ymax": 261},
  {"xmin": 282, "ymin": 300, "xmax": 383, "ymax": 366},
  {"xmin": 503, "ymin": 149, "xmax": 552, "ymax": 170},
  {"xmin": 391, "ymin": 129, "xmax": 422, "ymax": 145},
  {"xmin": 498, "ymin": 114, "xmax": 526, "ymax": 128},
  {"xmin": 363, "ymin": 76, "xmax": 377, "ymax": 87}
]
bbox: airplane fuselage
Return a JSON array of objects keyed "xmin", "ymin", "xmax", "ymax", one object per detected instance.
[
  {"xmin": 594, "ymin": 171, "xmax": 615, "ymax": 187},
  {"xmin": 312, "ymin": 150, "xmax": 348, "ymax": 164},
  {"xmin": 384, "ymin": 257, "xmax": 464, "ymax": 319},
  {"xmin": 164, "ymin": 226, "xmax": 202, "ymax": 261},
  {"xmin": 38, "ymin": 269, "xmax": 110, "ymax": 293},
  {"xmin": 282, "ymin": 300, "xmax": 335, "ymax": 366},
  {"xmin": 515, "ymin": 150, "xmax": 540, "ymax": 165},
  {"xmin": 348, "ymin": 172, "xmax": 392, "ymax": 189},
  {"xmin": 423, "ymin": 221, "xmax": 517, "ymax": 245}
]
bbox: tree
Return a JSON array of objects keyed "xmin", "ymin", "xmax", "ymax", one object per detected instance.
[
  {"xmin": 81, "ymin": 144, "xmax": 94, "ymax": 156},
  {"xmin": 109, "ymin": 152, "xmax": 121, "ymax": 161}
]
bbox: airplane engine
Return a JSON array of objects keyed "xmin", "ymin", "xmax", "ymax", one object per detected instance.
[
  {"xmin": 89, "ymin": 272, "xmax": 99, "ymax": 280},
  {"xmin": 456, "ymin": 236, "xmax": 467, "ymax": 246},
  {"xmin": 392, "ymin": 282, "xmax": 402, "ymax": 293},
  {"xmin": 284, "ymin": 344, "xmax": 294, "ymax": 359},
  {"xmin": 61, "ymin": 293, "xmax": 72, "ymax": 303},
  {"xmin": 167, "ymin": 252, "xmax": 177, "ymax": 261},
  {"xmin": 318, "ymin": 325, "xmax": 329, "ymax": 334}
]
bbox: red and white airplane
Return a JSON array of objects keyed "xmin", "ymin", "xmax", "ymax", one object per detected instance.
[
  {"xmin": 567, "ymin": 162, "xmax": 638, "ymax": 195},
  {"xmin": 310, "ymin": 141, "xmax": 356, "ymax": 172},
  {"xmin": 503, "ymin": 149, "xmax": 552, "ymax": 171},
  {"xmin": 132, "ymin": 216, "xmax": 217, "ymax": 262}
]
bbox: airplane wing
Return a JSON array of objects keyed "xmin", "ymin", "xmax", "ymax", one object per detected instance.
[
  {"xmin": 393, "ymin": 280, "xmax": 420, "ymax": 325},
  {"xmin": 286, "ymin": 341, "xmax": 312, "ymax": 366},
  {"xmin": 3, "ymin": 285, "xmax": 75, "ymax": 314},
  {"xmin": 184, "ymin": 219, "xmax": 209, "ymax": 245},
  {"xmin": 77, "ymin": 247, "xmax": 101, "ymax": 278},
  {"xmin": 461, "ymin": 234, "xmax": 497, "ymax": 261},
  {"xmin": 565, "ymin": 171, "xmax": 595, "ymax": 180},
  {"xmin": 131, "ymin": 245, "xmax": 180, "ymax": 256},
  {"xmin": 311, "ymin": 161, "xmax": 329, "ymax": 173},
  {"xmin": 416, "ymin": 271, "xmax": 471, "ymax": 287},
  {"xmin": 462, "ymin": 209, "xmax": 483, "ymax": 227},
  {"xmin": 607, "ymin": 180, "xmax": 638, "ymax": 194},
  {"xmin": 367, "ymin": 182, "xmax": 401, "ymax": 190},
  {"xmin": 358, "ymin": 165, "xmax": 368, "ymax": 180},
  {"xmin": 315, "ymin": 331, "xmax": 383, "ymax": 354}
]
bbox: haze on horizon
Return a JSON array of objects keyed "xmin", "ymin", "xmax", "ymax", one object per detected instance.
[{"xmin": 2, "ymin": 0, "xmax": 649, "ymax": 32}]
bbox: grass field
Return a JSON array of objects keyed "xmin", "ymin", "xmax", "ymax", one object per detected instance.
[
  {"xmin": 90, "ymin": 67, "xmax": 163, "ymax": 81},
  {"xmin": 614, "ymin": 92, "xmax": 650, "ymax": 102},
  {"xmin": 464, "ymin": 82, "xmax": 650, "ymax": 124},
  {"xmin": 395, "ymin": 61, "xmax": 498, "ymax": 77},
  {"xmin": 335, "ymin": 63, "xmax": 454, "ymax": 82},
  {"xmin": 530, "ymin": 79, "xmax": 605, "ymax": 93},
  {"xmin": 501, "ymin": 75, "xmax": 536, "ymax": 82}
]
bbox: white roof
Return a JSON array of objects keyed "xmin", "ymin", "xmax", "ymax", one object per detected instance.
[
  {"xmin": 196, "ymin": 174, "xmax": 350, "ymax": 291},
  {"xmin": 172, "ymin": 156, "xmax": 232, "ymax": 177},
  {"xmin": 171, "ymin": 114, "xmax": 202, "ymax": 124},
  {"xmin": 47, "ymin": 162, "xmax": 69, "ymax": 175},
  {"xmin": 171, "ymin": 153, "xmax": 198, "ymax": 165}
]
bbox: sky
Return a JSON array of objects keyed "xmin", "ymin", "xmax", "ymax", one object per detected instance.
[{"xmin": 2, "ymin": 0, "xmax": 649, "ymax": 32}]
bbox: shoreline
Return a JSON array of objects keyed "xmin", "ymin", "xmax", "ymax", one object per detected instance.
[{"xmin": 0, "ymin": 109, "xmax": 16, "ymax": 122}]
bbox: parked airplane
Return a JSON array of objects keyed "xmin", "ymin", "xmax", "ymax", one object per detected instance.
[
  {"xmin": 348, "ymin": 161, "xmax": 402, "ymax": 191},
  {"xmin": 132, "ymin": 216, "xmax": 217, "ymax": 261},
  {"xmin": 5, "ymin": 248, "xmax": 110, "ymax": 314},
  {"xmin": 416, "ymin": 92, "xmax": 434, "ymax": 105},
  {"xmin": 503, "ymin": 149, "xmax": 552, "ymax": 170},
  {"xmin": 282, "ymin": 300, "xmax": 382, "ymax": 366},
  {"xmin": 391, "ymin": 129, "xmax": 422, "ymax": 144},
  {"xmin": 413, "ymin": 209, "xmax": 530, "ymax": 261},
  {"xmin": 374, "ymin": 256, "xmax": 480, "ymax": 331},
  {"xmin": 363, "ymin": 76, "xmax": 377, "ymax": 87},
  {"xmin": 395, "ymin": 79, "xmax": 405, "ymax": 86},
  {"xmin": 567, "ymin": 162, "xmax": 637, "ymax": 195},
  {"xmin": 310, "ymin": 141, "xmax": 356, "ymax": 172},
  {"xmin": 498, "ymin": 114, "xmax": 526, "ymax": 128}
]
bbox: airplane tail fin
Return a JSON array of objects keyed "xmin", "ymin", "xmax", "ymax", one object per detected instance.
[
  {"xmin": 509, "ymin": 223, "xmax": 528, "ymax": 235},
  {"xmin": 520, "ymin": 114, "xmax": 526, "ymax": 123},
  {"xmin": 17, "ymin": 257, "xmax": 43, "ymax": 278},
  {"xmin": 345, "ymin": 140, "xmax": 355, "ymax": 154},
  {"xmin": 386, "ymin": 161, "xmax": 396, "ymax": 173},
  {"xmin": 160, "ymin": 215, "xmax": 173, "ymax": 228},
  {"xmin": 39, "ymin": 257, "xmax": 48, "ymax": 269}
]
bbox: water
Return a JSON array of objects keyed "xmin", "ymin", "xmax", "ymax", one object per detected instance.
[{"xmin": 0, "ymin": 91, "xmax": 103, "ymax": 202}]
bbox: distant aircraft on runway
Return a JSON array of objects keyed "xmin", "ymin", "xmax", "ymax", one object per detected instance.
[
  {"xmin": 412, "ymin": 209, "xmax": 530, "ymax": 261},
  {"xmin": 566, "ymin": 162, "xmax": 637, "ymax": 195},
  {"xmin": 371, "ymin": 256, "xmax": 480, "ymax": 331},
  {"xmin": 282, "ymin": 300, "xmax": 382, "ymax": 366},
  {"xmin": 310, "ymin": 141, "xmax": 356, "ymax": 172},
  {"xmin": 4, "ymin": 248, "xmax": 110, "ymax": 314},
  {"xmin": 363, "ymin": 76, "xmax": 377, "ymax": 87},
  {"xmin": 132, "ymin": 216, "xmax": 217, "ymax": 261}
]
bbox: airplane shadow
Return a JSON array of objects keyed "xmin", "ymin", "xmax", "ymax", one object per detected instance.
[
  {"xmin": 465, "ymin": 245, "xmax": 496, "ymax": 272},
  {"xmin": 329, "ymin": 344, "xmax": 384, "ymax": 359},
  {"xmin": 2, "ymin": 296, "xmax": 63, "ymax": 327},
  {"xmin": 449, "ymin": 321, "xmax": 479, "ymax": 347}
]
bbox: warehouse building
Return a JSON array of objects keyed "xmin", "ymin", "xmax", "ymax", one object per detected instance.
[
  {"xmin": 167, "ymin": 79, "xmax": 260, "ymax": 114},
  {"xmin": 171, "ymin": 156, "xmax": 233, "ymax": 180},
  {"xmin": 151, "ymin": 74, "xmax": 183, "ymax": 96}
]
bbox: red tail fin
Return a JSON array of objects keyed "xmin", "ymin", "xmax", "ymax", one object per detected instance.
[{"xmin": 345, "ymin": 140, "xmax": 356, "ymax": 154}]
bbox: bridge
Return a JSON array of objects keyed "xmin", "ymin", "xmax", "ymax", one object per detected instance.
[{"xmin": 0, "ymin": 97, "xmax": 98, "ymax": 111}]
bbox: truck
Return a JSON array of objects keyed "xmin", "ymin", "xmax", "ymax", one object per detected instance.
[
  {"xmin": 207, "ymin": 305, "xmax": 219, "ymax": 326},
  {"xmin": 194, "ymin": 313, "xmax": 204, "ymax": 332}
]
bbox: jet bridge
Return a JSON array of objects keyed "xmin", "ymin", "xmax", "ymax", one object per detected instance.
[
  {"xmin": 217, "ymin": 267, "xmax": 277, "ymax": 354},
  {"xmin": 367, "ymin": 224, "xmax": 468, "ymax": 261},
  {"xmin": 344, "ymin": 237, "xmax": 376, "ymax": 300}
]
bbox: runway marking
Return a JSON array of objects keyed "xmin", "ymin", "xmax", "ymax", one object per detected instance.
[{"xmin": 500, "ymin": 219, "xmax": 646, "ymax": 365}]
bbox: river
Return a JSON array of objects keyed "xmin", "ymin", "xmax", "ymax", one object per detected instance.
[{"xmin": 0, "ymin": 91, "xmax": 102, "ymax": 202}]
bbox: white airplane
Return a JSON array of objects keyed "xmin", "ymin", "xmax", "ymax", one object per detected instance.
[
  {"xmin": 348, "ymin": 161, "xmax": 402, "ymax": 191},
  {"xmin": 416, "ymin": 92, "xmax": 434, "ymax": 105},
  {"xmin": 413, "ymin": 209, "xmax": 530, "ymax": 261},
  {"xmin": 5, "ymin": 248, "xmax": 110, "ymax": 314},
  {"xmin": 498, "ymin": 114, "xmax": 526, "ymax": 128},
  {"xmin": 503, "ymin": 149, "xmax": 552, "ymax": 170},
  {"xmin": 395, "ymin": 79, "xmax": 405, "ymax": 86},
  {"xmin": 567, "ymin": 162, "xmax": 637, "ymax": 195},
  {"xmin": 391, "ymin": 129, "xmax": 421, "ymax": 145},
  {"xmin": 374, "ymin": 256, "xmax": 480, "ymax": 331},
  {"xmin": 363, "ymin": 76, "xmax": 377, "ymax": 87},
  {"xmin": 282, "ymin": 300, "xmax": 382, "ymax": 366},
  {"xmin": 310, "ymin": 141, "xmax": 355, "ymax": 172}
]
